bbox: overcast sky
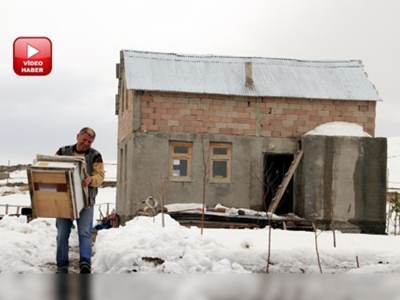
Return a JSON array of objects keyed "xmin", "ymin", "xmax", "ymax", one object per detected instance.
[{"xmin": 1, "ymin": 0, "xmax": 399, "ymax": 165}]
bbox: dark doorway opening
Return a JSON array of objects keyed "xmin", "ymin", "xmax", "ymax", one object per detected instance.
[{"xmin": 263, "ymin": 153, "xmax": 294, "ymax": 215}]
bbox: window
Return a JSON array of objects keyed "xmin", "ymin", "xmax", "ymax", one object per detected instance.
[
  {"xmin": 122, "ymin": 144, "xmax": 128, "ymax": 198},
  {"xmin": 121, "ymin": 85, "xmax": 125, "ymax": 113},
  {"xmin": 121, "ymin": 81, "xmax": 126, "ymax": 113},
  {"xmin": 210, "ymin": 143, "xmax": 231, "ymax": 183},
  {"xmin": 169, "ymin": 142, "xmax": 192, "ymax": 181},
  {"xmin": 125, "ymin": 89, "xmax": 129, "ymax": 110},
  {"xmin": 119, "ymin": 147, "xmax": 123, "ymax": 183}
]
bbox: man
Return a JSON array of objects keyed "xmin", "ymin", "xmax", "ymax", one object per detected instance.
[{"xmin": 55, "ymin": 127, "xmax": 105, "ymax": 274}]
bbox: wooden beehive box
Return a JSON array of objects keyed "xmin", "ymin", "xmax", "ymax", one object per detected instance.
[{"xmin": 27, "ymin": 155, "xmax": 88, "ymax": 219}]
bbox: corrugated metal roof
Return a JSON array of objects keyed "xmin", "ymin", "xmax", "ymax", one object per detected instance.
[{"xmin": 122, "ymin": 50, "xmax": 381, "ymax": 101}]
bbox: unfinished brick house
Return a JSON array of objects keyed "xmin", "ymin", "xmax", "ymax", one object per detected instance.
[{"xmin": 115, "ymin": 50, "xmax": 386, "ymax": 233}]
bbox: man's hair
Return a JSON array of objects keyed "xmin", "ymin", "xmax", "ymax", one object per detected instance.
[{"xmin": 79, "ymin": 127, "xmax": 96, "ymax": 139}]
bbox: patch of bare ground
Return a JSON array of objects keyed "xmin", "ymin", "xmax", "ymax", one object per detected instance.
[{"xmin": 42, "ymin": 246, "xmax": 84, "ymax": 274}]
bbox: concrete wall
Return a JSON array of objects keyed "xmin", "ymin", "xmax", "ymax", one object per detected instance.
[
  {"xmin": 116, "ymin": 131, "xmax": 298, "ymax": 223},
  {"xmin": 116, "ymin": 132, "xmax": 387, "ymax": 234},
  {"xmin": 302, "ymin": 135, "xmax": 387, "ymax": 233}
]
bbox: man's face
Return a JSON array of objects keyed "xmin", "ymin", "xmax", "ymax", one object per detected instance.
[{"xmin": 76, "ymin": 132, "xmax": 94, "ymax": 152}]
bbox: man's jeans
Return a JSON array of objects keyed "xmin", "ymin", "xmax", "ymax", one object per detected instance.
[{"xmin": 56, "ymin": 206, "xmax": 94, "ymax": 271}]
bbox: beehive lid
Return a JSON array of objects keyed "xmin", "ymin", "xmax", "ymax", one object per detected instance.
[{"xmin": 32, "ymin": 154, "xmax": 85, "ymax": 170}]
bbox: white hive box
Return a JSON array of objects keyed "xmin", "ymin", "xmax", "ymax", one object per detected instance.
[{"xmin": 27, "ymin": 155, "xmax": 88, "ymax": 219}]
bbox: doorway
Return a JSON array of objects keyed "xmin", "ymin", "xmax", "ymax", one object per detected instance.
[{"xmin": 263, "ymin": 153, "xmax": 294, "ymax": 215}]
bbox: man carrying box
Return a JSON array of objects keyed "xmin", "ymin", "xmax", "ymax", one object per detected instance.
[{"xmin": 55, "ymin": 127, "xmax": 105, "ymax": 274}]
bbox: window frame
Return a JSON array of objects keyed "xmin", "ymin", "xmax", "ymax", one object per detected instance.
[
  {"xmin": 169, "ymin": 141, "xmax": 192, "ymax": 181},
  {"xmin": 120, "ymin": 80, "xmax": 125, "ymax": 113},
  {"xmin": 209, "ymin": 142, "xmax": 231, "ymax": 183}
]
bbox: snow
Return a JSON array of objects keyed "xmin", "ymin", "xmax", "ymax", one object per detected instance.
[
  {"xmin": 303, "ymin": 121, "xmax": 372, "ymax": 137},
  {"xmin": 0, "ymin": 122, "xmax": 400, "ymax": 298},
  {"xmin": 1, "ymin": 210, "xmax": 400, "ymax": 275}
]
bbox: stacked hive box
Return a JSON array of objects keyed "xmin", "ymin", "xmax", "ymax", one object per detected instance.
[{"xmin": 27, "ymin": 155, "xmax": 88, "ymax": 219}]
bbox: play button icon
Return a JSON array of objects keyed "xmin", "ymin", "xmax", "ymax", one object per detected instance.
[
  {"xmin": 13, "ymin": 37, "xmax": 52, "ymax": 76},
  {"xmin": 27, "ymin": 44, "xmax": 40, "ymax": 59}
]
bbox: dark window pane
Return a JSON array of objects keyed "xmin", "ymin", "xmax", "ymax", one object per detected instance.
[
  {"xmin": 174, "ymin": 146, "xmax": 188, "ymax": 154},
  {"xmin": 213, "ymin": 147, "xmax": 228, "ymax": 155},
  {"xmin": 172, "ymin": 159, "xmax": 188, "ymax": 177},
  {"xmin": 213, "ymin": 161, "xmax": 227, "ymax": 178},
  {"xmin": 34, "ymin": 183, "xmax": 67, "ymax": 192}
]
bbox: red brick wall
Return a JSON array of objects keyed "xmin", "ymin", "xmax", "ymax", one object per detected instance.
[
  {"xmin": 120, "ymin": 91, "xmax": 376, "ymax": 141},
  {"xmin": 118, "ymin": 89, "xmax": 134, "ymax": 142}
]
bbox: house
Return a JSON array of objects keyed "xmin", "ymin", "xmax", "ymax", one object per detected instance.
[{"xmin": 115, "ymin": 50, "xmax": 386, "ymax": 233}]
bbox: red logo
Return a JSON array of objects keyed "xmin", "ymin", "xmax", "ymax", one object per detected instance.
[{"xmin": 13, "ymin": 37, "xmax": 52, "ymax": 76}]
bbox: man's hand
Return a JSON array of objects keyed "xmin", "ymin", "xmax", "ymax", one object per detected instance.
[{"xmin": 82, "ymin": 175, "xmax": 93, "ymax": 187}]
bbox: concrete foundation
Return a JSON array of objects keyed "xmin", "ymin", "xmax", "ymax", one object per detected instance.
[{"xmin": 116, "ymin": 132, "xmax": 387, "ymax": 234}]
